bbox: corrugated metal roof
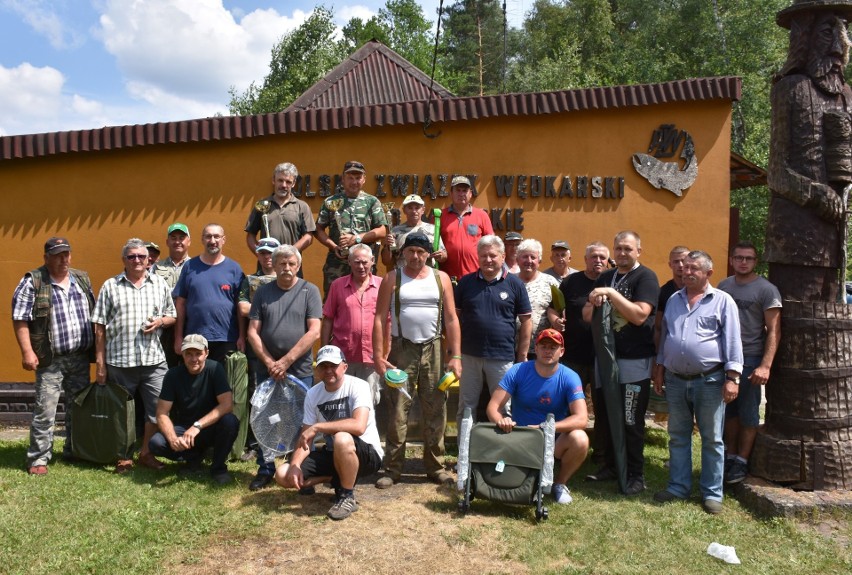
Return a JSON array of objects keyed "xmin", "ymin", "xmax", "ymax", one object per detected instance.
[
  {"xmin": 286, "ymin": 40, "xmax": 454, "ymax": 110},
  {"xmin": 0, "ymin": 76, "xmax": 742, "ymax": 163}
]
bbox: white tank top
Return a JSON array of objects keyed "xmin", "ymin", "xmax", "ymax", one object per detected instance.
[{"xmin": 391, "ymin": 271, "xmax": 440, "ymax": 342}]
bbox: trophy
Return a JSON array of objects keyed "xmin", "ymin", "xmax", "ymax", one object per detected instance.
[
  {"xmin": 255, "ymin": 199, "xmax": 272, "ymax": 238},
  {"xmin": 326, "ymin": 198, "xmax": 349, "ymax": 257},
  {"xmin": 383, "ymin": 202, "xmax": 396, "ymax": 251}
]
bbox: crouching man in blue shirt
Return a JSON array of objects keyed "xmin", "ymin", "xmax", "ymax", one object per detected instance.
[{"xmin": 486, "ymin": 328, "xmax": 589, "ymax": 505}]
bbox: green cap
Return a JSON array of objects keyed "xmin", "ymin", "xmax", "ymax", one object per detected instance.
[{"xmin": 167, "ymin": 222, "xmax": 189, "ymax": 235}]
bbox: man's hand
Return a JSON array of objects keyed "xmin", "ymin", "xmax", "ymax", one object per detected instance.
[
  {"xmin": 374, "ymin": 357, "xmax": 394, "ymax": 378},
  {"xmin": 496, "ymin": 416, "xmax": 516, "ymax": 433},
  {"xmin": 722, "ymin": 380, "xmax": 739, "ymax": 404},
  {"xmin": 285, "ymin": 464, "xmax": 304, "ymax": 489},
  {"xmin": 142, "ymin": 317, "xmax": 161, "ymax": 336},
  {"xmin": 447, "ymin": 357, "xmax": 462, "ymax": 380},
  {"xmin": 339, "ymin": 232, "xmax": 357, "ymax": 249},
  {"xmin": 749, "ymin": 365, "xmax": 771, "ymax": 386},
  {"xmin": 174, "ymin": 336, "xmax": 184, "ymax": 357},
  {"xmin": 180, "ymin": 427, "xmax": 200, "ymax": 449},
  {"xmin": 21, "ymin": 350, "xmax": 39, "ymax": 371},
  {"xmin": 267, "ymin": 356, "xmax": 292, "ymax": 380},
  {"xmin": 168, "ymin": 435, "xmax": 186, "ymax": 452},
  {"xmin": 588, "ymin": 287, "xmax": 611, "ymax": 308},
  {"xmin": 298, "ymin": 426, "xmax": 318, "ymax": 451},
  {"xmin": 814, "ymin": 186, "xmax": 845, "ymax": 223},
  {"xmin": 236, "ymin": 335, "xmax": 245, "ymax": 353},
  {"xmin": 652, "ymin": 364, "xmax": 665, "ymax": 396}
]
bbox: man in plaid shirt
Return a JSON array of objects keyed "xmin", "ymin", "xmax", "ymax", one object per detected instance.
[
  {"xmin": 92, "ymin": 238, "xmax": 176, "ymax": 473},
  {"xmin": 12, "ymin": 237, "xmax": 95, "ymax": 476}
]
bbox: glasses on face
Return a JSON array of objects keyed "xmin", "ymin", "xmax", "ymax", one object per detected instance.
[
  {"xmin": 203, "ymin": 234, "xmax": 223, "ymax": 241},
  {"xmin": 126, "ymin": 254, "xmax": 147, "ymax": 260},
  {"xmin": 732, "ymin": 255, "xmax": 756, "ymax": 262}
]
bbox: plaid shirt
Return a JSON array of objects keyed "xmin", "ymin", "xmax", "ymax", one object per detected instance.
[
  {"xmin": 12, "ymin": 274, "xmax": 93, "ymax": 355},
  {"xmin": 91, "ymin": 272, "xmax": 176, "ymax": 367}
]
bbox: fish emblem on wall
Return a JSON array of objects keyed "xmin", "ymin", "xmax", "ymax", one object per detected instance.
[{"xmin": 632, "ymin": 124, "xmax": 698, "ymax": 197}]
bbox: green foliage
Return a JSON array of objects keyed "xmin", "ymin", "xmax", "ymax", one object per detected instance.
[{"xmin": 228, "ymin": 6, "xmax": 345, "ymax": 115}]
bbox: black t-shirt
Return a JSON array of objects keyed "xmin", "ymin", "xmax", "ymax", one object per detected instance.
[
  {"xmin": 159, "ymin": 359, "xmax": 231, "ymax": 426},
  {"xmin": 657, "ymin": 278, "xmax": 679, "ymax": 315},
  {"xmin": 594, "ymin": 265, "xmax": 659, "ymax": 359},
  {"xmin": 560, "ymin": 271, "xmax": 597, "ymax": 365}
]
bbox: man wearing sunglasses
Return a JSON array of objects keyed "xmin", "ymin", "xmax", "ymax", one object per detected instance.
[
  {"xmin": 92, "ymin": 238, "xmax": 177, "ymax": 473},
  {"xmin": 718, "ymin": 241, "xmax": 781, "ymax": 485}
]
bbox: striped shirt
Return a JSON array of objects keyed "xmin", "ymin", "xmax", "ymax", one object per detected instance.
[
  {"xmin": 12, "ymin": 274, "xmax": 93, "ymax": 355},
  {"xmin": 91, "ymin": 272, "xmax": 176, "ymax": 367}
]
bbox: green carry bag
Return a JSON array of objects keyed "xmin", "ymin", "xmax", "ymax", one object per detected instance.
[
  {"xmin": 225, "ymin": 350, "xmax": 249, "ymax": 460},
  {"xmin": 71, "ymin": 381, "xmax": 136, "ymax": 463}
]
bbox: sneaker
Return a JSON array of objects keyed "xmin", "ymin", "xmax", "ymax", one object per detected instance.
[
  {"xmin": 327, "ymin": 495, "xmax": 359, "ymax": 520},
  {"xmin": 249, "ymin": 474, "xmax": 273, "ymax": 491},
  {"xmin": 375, "ymin": 475, "xmax": 398, "ymax": 489},
  {"xmin": 551, "ymin": 483, "xmax": 573, "ymax": 505},
  {"xmin": 585, "ymin": 465, "xmax": 617, "ymax": 482},
  {"xmin": 653, "ymin": 490, "xmax": 686, "ymax": 503},
  {"xmin": 703, "ymin": 499, "xmax": 724, "ymax": 514},
  {"xmin": 624, "ymin": 475, "xmax": 646, "ymax": 496},
  {"xmin": 723, "ymin": 457, "xmax": 734, "ymax": 481},
  {"xmin": 725, "ymin": 460, "xmax": 748, "ymax": 485}
]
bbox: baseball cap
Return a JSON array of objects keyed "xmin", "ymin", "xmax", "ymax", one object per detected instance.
[
  {"xmin": 451, "ymin": 175, "xmax": 471, "ymax": 188},
  {"xmin": 536, "ymin": 328, "xmax": 564, "ymax": 346},
  {"xmin": 181, "ymin": 333, "xmax": 209, "ymax": 352},
  {"xmin": 44, "ymin": 237, "xmax": 71, "ymax": 255},
  {"xmin": 316, "ymin": 345, "xmax": 346, "ymax": 365},
  {"xmin": 255, "ymin": 237, "xmax": 281, "ymax": 253},
  {"xmin": 505, "ymin": 232, "xmax": 523, "ymax": 242},
  {"xmin": 167, "ymin": 222, "xmax": 190, "ymax": 236},
  {"xmin": 402, "ymin": 233, "xmax": 432, "ymax": 252},
  {"xmin": 402, "ymin": 194, "xmax": 425, "ymax": 206},
  {"xmin": 551, "ymin": 240, "xmax": 571, "ymax": 250},
  {"xmin": 343, "ymin": 160, "xmax": 366, "ymax": 174},
  {"xmin": 144, "ymin": 241, "xmax": 161, "ymax": 253}
]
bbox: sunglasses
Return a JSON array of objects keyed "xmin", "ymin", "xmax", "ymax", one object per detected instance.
[{"xmin": 126, "ymin": 254, "xmax": 147, "ymax": 261}]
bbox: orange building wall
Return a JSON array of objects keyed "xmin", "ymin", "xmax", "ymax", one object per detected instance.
[{"xmin": 0, "ymin": 99, "xmax": 732, "ymax": 382}]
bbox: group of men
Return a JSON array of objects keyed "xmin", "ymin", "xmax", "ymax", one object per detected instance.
[{"xmin": 13, "ymin": 157, "xmax": 780, "ymax": 520}]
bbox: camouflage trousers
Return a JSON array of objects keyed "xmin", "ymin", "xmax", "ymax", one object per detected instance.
[
  {"xmin": 382, "ymin": 336, "xmax": 446, "ymax": 478},
  {"xmin": 27, "ymin": 351, "xmax": 90, "ymax": 467}
]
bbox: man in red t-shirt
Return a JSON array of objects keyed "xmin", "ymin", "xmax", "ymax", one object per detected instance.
[{"xmin": 439, "ymin": 176, "xmax": 493, "ymax": 281}]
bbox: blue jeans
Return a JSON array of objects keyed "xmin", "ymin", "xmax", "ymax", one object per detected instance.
[
  {"xmin": 664, "ymin": 369, "xmax": 725, "ymax": 502},
  {"xmin": 724, "ymin": 356, "xmax": 762, "ymax": 427},
  {"xmin": 149, "ymin": 413, "xmax": 239, "ymax": 475}
]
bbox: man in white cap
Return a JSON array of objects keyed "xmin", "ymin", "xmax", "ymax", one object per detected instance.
[
  {"xmin": 439, "ymin": 175, "xmax": 494, "ymax": 281},
  {"xmin": 380, "ymin": 193, "xmax": 446, "ymax": 269},
  {"xmin": 274, "ymin": 345, "xmax": 383, "ymax": 520},
  {"xmin": 148, "ymin": 334, "xmax": 239, "ymax": 484}
]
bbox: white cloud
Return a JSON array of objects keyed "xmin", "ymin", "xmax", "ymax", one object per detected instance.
[
  {"xmin": 1, "ymin": 0, "xmax": 84, "ymax": 49},
  {"xmin": 0, "ymin": 63, "xmax": 64, "ymax": 122},
  {"xmin": 336, "ymin": 4, "xmax": 376, "ymax": 24},
  {"xmin": 96, "ymin": 0, "xmax": 305, "ymax": 105}
]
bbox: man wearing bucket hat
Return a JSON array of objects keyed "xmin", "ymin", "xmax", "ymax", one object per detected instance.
[
  {"xmin": 275, "ymin": 345, "xmax": 383, "ymax": 520},
  {"xmin": 148, "ymin": 334, "xmax": 239, "ymax": 484},
  {"xmin": 487, "ymin": 328, "xmax": 589, "ymax": 505},
  {"xmin": 372, "ymin": 233, "xmax": 462, "ymax": 488},
  {"xmin": 439, "ymin": 175, "xmax": 493, "ymax": 281},
  {"xmin": 380, "ymin": 193, "xmax": 446, "ymax": 269}
]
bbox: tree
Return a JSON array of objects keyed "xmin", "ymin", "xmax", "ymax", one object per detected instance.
[{"xmin": 228, "ymin": 6, "xmax": 345, "ymax": 115}]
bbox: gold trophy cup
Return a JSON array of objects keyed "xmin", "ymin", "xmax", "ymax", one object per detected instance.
[
  {"xmin": 326, "ymin": 198, "xmax": 348, "ymax": 257},
  {"xmin": 254, "ymin": 200, "xmax": 272, "ymax": 238},
  {"xmin": 383, "ymin": 202, "xmax": 396, "ymax": 251}
]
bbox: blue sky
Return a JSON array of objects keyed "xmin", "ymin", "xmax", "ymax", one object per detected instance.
[{"xmin": 0, "ymin": 1, "xmax": 528, "ymax": 137}]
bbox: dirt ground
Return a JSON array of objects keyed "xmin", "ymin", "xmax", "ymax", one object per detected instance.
[{"xmin": 168, "ymin": 450, "xmax": 531, "ymax": 575}]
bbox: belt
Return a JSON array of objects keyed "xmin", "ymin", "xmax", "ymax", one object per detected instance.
[{"xmin": 669, "ymin": 364, "xmax": 724, "ymax": 380}]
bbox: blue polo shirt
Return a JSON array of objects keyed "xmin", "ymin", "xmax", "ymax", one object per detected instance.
[{"xmin": 455, "ymin": 268, "xmax": 531, "ymax": 360}]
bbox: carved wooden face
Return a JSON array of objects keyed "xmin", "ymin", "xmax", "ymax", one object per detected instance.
[{"xmin": 808, "ymin": 14, "xmax": 851, "ymax": 78}]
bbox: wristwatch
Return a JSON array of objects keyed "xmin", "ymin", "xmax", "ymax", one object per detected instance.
[
  {"xmin": 355, "ymin": 234, "xmax": 362, "ymax": 244},
  {"xmin": 193, "ymin": 420, "xmax": 203, "ymax": 430},
  {"xmin": 725, "ymin": 375, "xmax": 740, "ymax": 386}
]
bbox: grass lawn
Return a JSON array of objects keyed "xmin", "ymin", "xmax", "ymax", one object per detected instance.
[{"xmin": 1, "ymin": 427, "xmax": 849, "ymax": 575}]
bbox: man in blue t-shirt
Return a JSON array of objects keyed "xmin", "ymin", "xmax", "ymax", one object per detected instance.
[
  {"xmin": 173, "ymin": 224, "xmax": 246, "ymax": 363},
  {"xmin": 486, "ymin": 328, "xmax": 589, "ymax": 505}
]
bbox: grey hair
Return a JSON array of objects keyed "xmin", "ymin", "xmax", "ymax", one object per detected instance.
[
  {"xmin": 272, "ymin": 244, "xmax": 302, "ymax": 266},
  {"xmin": 348, "ymin": 243, "xmax": 374, "ymax": 262},
  {"xmin": 614, "ymin": 230, "xmax": 641, "ymax": 248},
  {"xmin": 585, "ymin": 241, "xmax": 609, "ymax": 256},
  {"xmin": 122, "ymin": 238, "xmax": 148, "ymax": 258},
  {"xmin": 516, "ymin": 239, "xmax": 543, "ymax": 259},
  {"xmin": 478, "ymin": 234, "xmax": 505, "ymax": 254},
  {"xmin": 273, "ymin": 162, "xmax": 299, "ymax": 178},
  {"xmin": 686, "ymin": 250, "xmax": 713, "ymax": 271}
]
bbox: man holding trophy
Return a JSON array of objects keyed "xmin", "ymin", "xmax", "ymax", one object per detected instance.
[
  {"xmin": 245, "ymin": 162, "xmax": 315, "ymax": 257},
  {"xmin": 315, "ymin": 161, "xmax": 388, "ymax": 295}
]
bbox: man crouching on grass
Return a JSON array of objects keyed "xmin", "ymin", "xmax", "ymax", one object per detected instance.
[
  {"xmin": 275, "ymin": 345, "xmax": 383, "ymax": 520},
  {"xmin": 486, "ymin": 328, "xmax": 589, "ymax": 505}
]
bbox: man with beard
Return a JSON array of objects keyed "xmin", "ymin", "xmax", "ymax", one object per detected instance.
[
  {"xmin": 173, "ymin": 224, "xmax": 246, "ymax": 363},
  {"xmin": 766, "ymin": 2, "xmax": 852, "ymax": 301},
  {"xmin": 245, "ymin": 162, "xmax": 315, "ymax": 255}
]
